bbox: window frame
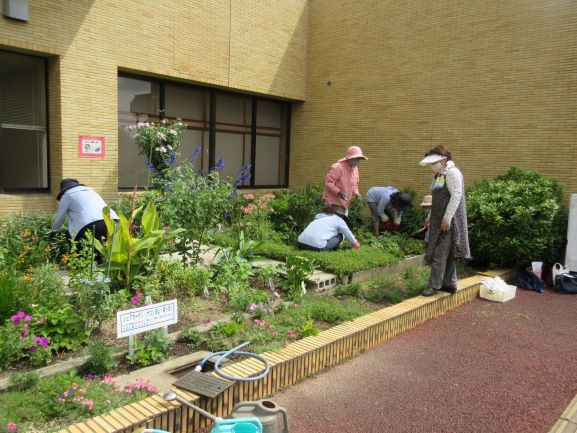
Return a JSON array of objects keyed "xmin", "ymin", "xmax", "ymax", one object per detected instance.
[
  {"xmin": 118, "ymin": 72, "xmax": 290, "ymax": 190},
  {"xmin": 0, "ymin": 51, "xmax": 50, "ymax": 194}
]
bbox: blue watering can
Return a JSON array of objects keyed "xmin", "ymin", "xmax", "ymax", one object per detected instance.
[{"xmin": 158, "ymin": 391, "xmax": 264, "ymax": 433}]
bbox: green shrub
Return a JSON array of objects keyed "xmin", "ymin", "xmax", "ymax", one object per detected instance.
[
  {"xmin": 269, "ymin": 185, "xmax": 325, "ymax": 241},
  {"xmin": 83, "ymin": 341, "xmax": 119, "ymax": 376},
  {"xmin": 467, "ymin": 167, "xmax": 567, "ymax": 268}
]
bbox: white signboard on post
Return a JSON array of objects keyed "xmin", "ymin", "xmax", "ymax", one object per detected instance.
[{"xmin": 116, "ymin": 299, "xmax": 178, "ymax": 338}]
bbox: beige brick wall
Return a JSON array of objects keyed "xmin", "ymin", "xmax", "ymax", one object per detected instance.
[
  {"xmin": 290, "ymin": 0, "xmax": 577, "ymax": 205},
  {"xmin": 0, "ymin": 0, "xmax": 309, "ymax": 216}
]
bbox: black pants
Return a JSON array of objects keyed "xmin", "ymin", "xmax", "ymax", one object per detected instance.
[
  {"xmin": 298, "ymin": 233, "xmax": 344, "ymax": 252},
  {"xmin": 75, "ymin": 220, "xmax": 108, "ymax": 263}
]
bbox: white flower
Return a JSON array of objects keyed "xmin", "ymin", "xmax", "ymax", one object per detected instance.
[
  {"xmin": 167, "ymin": 145, "xmax": 173, "ymax": 150},
  {"xmin": 158, "ymin": 146, "xmax": 167, "ymax": 153},
  {"xmin": 169, "ymin": 129, "xmax": 178, "ymax": 136}
]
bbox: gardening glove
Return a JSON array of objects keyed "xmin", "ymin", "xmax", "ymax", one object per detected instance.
[
  {"xmin": 384, "ymin": 220, "xmax": 392, "ymax": 231},
  {"xmin": 352, "ymin": 241, "xmax": 361, "ymax": 249},
  {"xmin": 337, "ymin": 191, "xmax": 347, "ymax": 200}
]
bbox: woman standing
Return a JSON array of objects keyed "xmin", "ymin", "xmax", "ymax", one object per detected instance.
[{"xmin": 418, "ymin": 145, "xmax": 471, "ymax": 296}]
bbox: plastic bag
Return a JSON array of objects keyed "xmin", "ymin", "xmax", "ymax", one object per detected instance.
[{"xmin": 481, "ymin": 276, "xmax": 510, "ymax": 293}]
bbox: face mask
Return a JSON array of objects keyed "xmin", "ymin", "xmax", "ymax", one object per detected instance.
[{"xmin": 431, "ymin": 162, "xmax": 443, "ymax": 173}]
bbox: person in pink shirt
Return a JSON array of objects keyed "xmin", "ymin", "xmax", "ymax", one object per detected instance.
[{"xmin": 323, "ymin": 146, "xmax": 368, "ymax": 216}]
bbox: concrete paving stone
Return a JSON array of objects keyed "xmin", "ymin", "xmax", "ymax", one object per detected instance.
[
  {"xmin": 561, "ymin": 395, "xmax": 577, "ymax": 423},
  {"xmin": 549, "ymin": 419, "xmax": 577, "ymax": 433}
]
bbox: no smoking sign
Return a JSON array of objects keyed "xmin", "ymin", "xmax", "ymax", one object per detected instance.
[{"xmin": 78, "ymin": 136, "xmax": 105, "ymax": 158}]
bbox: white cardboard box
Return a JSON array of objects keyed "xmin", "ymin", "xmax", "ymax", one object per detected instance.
[{"xmin": 480, "ymin": 283, "xmax": 516, "ymax": 303}]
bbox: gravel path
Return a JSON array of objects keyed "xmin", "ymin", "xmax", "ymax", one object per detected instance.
[{"xmin": 271, "ymin": 288, "xmax": 577, "ymax": 433}]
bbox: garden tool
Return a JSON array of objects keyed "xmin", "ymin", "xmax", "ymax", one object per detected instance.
[
  {"xmin": 230, "ymin": 399, "xmax": 289, "ymax": 433},
  {"xmin": 161, "ymin": 391, "xmax": 263, "ymax": 433}
]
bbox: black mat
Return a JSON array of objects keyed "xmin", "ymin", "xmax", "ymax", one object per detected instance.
[{"xmin": 173, "ymin": 370, "xmax": 234, "ymax": 398}]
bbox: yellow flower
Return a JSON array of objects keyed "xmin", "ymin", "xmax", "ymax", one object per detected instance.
[{"xmin": 21, "ymin": 230, "xmax": 31, "ymax": 238}]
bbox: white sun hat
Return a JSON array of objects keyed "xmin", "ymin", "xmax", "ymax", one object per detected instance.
[{"xmin": 419, "ymin": 154, "xmax": 447, "ymax": 166}]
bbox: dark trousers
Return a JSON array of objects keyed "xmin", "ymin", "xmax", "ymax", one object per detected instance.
[
  {"xmin": 298, "ymin": 233, "xmax": 344, "ymax": 252},
  {"xmin": 75, "ymin": 220, "xmax": 108, "ymax": 263}
]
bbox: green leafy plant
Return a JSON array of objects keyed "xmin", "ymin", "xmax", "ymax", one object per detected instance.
[
  {"xmin": 95, "ymin": 200, "xmax": 183, "ymax": 290},
  {"xmin": 299, "ymin": 319, "xmax": 320, "ymax": 338},
  {"xmin": 157, "ymin": 161, "xmax": 234, "ymax": 264},
  {"xmin": 32, "ymin": 304, "xmax": 91, "ymax": 352},
  {"xmin": 467, "ymin": 167, "xmax": 567, "ymax": 268},
  {"xmin": 281, "ymin": 255, "xmax": 315, "ymax": 301},
  {"xmin": 178, "ymin": 327, "xmax": 206, "ymax": 350},
  {"xmin": 126, "ymin": 329, "xmax": 173, "ymax": 366},
  {"xmin": 83, "ymin": 342, "xmax": 119, "ymax": 376}
]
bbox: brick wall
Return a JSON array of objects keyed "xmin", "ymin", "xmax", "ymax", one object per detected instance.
[
  {"xmin": 290, "ymin": 0, "xmax": 577, "ymax": 204},
  {"xmin": 0, "ymin": 0, "xmax": 309, "ymax": 215}
]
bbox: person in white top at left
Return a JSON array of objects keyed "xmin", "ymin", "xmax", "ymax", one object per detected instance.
[
  {"xmin": 52, "ymin": 179, "xmax": 118, "ymax": 258},
  {"xmin": 297, "ymin": 208, "xmax": 361, "ymax": 252}
]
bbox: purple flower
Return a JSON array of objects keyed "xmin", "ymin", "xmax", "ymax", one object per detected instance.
[
  {"xmin": 29, "ymin": 346, "xmax": 37, "ymax": 353},
  {"xmin": 131, "ymin": 296, "xmax": 140, "ymax": 305},
  {"xmin": 33, "ymin": 336, "xmax": 49, "ymax": 348},
  {"xmin": 24, "ymin": 315, "xmax": 31, "ymax": 323}
]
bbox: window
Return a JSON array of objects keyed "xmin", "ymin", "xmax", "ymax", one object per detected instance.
[
  {"xmin": 0, "ymin": 51, "xmax": 48, "ymax": 192},
  {"xmin": 118, "ymin": 74, "xmax": 290, "ymax": 189}
]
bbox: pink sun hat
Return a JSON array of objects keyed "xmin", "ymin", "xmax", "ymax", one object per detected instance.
[{"xmin": 338, "ymin": 146, "xmax": 368, "ymax": 162}]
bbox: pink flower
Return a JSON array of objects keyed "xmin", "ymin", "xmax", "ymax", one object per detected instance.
[
  {"xmin": 37, "ymin": 315, "xmax": 45, "ymax": 324},
  {"xmin": 22, "ymin": 326, "xmax": 29, "ymax": 332},
  {"xmin": 273, "ymin": 291, "xmax": 280, "ymax": 298},
  {"xmin": 244, "ymin": 193, "xmax": 254, "ymax": 200},
  {"xmin": 204, "ymin": 319, "xmax": 212, "ymax": 324},
  {"xmin": 7, "ymin": 422, "xmax": 18, "ymax": 432},
  {"xmin": 156, "ymin": 132, "xmax": 166, "ymax": 140},
  {"xmin": 136, "ymin": 290, "xmax": 143, "ymax": 297},
  {"xmin": 169, "ymin": 129, "xmax": 177, "ymax": 136},
  {"xmin": 131, "ymin": 296, "xmax": 140, "ymax": 305},
  {"xmin": 24, "ymin": 315, "xmax": 32, "ymax": 322},
  {"xmin": 71, "ymin": 383, "xmax": 78, "ymax": 390}
]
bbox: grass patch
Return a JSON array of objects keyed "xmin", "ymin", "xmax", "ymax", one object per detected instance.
[
  {"xmin": 255, "ymin": 241, "xmax": 404, "ymax": 276},
  {"xmin": 363, "ymin": 265, "xmax": 429, "ymax": 303}
]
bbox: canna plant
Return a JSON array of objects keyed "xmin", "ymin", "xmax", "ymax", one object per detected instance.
[{"xmin": 95, "ymin": 201, "xmax": 183, "ymax": 290}]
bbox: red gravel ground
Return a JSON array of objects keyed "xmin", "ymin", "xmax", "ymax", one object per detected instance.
[{"xmin": 271, "ymin": 287, "xmax": 577, "ymax": 433}]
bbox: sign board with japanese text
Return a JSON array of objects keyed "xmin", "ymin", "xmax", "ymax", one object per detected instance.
[
  {"xmin": 116, "ymin": 300, "xmax": 178, "ymax": 339},
  {"xmin": 78, "ymin": 135, "xmax": 105, "ymax": 158}
]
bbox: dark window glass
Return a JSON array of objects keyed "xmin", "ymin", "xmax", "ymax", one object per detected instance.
[
  {"xmin": 118, "ymin": 74, "xmax": 289, "ymax": 189},
  {"xmin": 0, "ymin": 51, "xmax": 48, "ymax": 192}
]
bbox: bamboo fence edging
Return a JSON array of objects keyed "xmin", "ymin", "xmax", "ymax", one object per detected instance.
[{"xmin": 58, "ymin": 272, "xmax": 507, "ymax": 433}]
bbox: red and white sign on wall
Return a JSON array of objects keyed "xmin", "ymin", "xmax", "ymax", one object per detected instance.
[{"xmin": 78, "ymin": 136, "xmax": 105, "ymax": 158}]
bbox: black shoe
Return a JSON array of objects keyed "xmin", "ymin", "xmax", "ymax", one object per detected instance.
[
  {"xmin": 422, "ymin": 287, "xmax": 438, "ymax": 296},
  {"xmin": 440, "ymin": 286, "xmax": 457, "ymax": 294}
]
